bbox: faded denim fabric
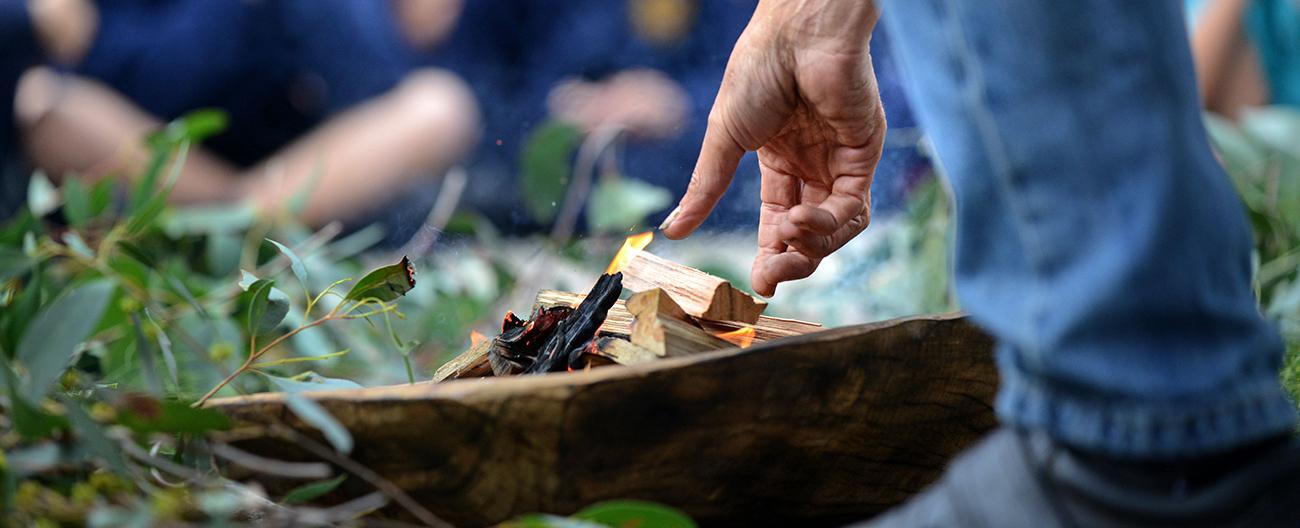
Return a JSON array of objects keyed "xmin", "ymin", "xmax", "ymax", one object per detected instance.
[{"xmin": 880, "ymin": 0, "xmax": 1296, "ymax": 457}]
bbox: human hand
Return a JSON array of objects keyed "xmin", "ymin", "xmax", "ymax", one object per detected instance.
[{"xmin": 659, "ymin": 0, "xmax": 885, "ymax": 297}]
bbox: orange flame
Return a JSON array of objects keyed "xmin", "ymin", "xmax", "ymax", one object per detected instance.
[
  {"xmin": 715, "ymin": 326, "xmax": 756, "ymax": 348},
  {"xmin": 606, "ymin": 231, "xmax": 654, "ymax": 274},
  {"xmin": 470, "ymin": 330, "xmax": 487, "ymax": 346}
]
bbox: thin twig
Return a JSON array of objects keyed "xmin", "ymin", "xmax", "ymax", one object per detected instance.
[
  {"xmin": 115, "ymin": 432, "xmax": 210, "ymax": 484},
  {"xmin": 194, "ymin": 311, "xmax": 337, "ymax": 406},
  {"xmin": 394, "ymin": 166, "xmax": 468, "ymax": 260},
  {"xmin": 210, "ymin": 442, "xmax": 332, "ymax": 480},
  {"xmin": 550, "ymin": 124, "xmax": 624, "ymax": 243}
]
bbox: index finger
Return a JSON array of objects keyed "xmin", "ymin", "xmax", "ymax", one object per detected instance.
[{"xmin": 661, "ymin": 121, "xmax": 745, "ymax": 239}]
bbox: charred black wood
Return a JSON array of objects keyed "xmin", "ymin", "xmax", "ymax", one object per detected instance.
[
  {"xmin": 488, "ymin": 305, "xmax": 573, "ymax": 375},
  {"xmin": 526, "ymin": 273, "xmax": 624, "ymax": 374},
  {"xmin": 486, "ymin": 273, "xmax": 624, "ymax": 375}
]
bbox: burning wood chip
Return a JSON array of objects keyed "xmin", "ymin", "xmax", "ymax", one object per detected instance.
[
  {"xmin": 487, "ymin": 273, "xmax": 624, "ymax": 375},
  {"xmin": 526, "ymin": 272, "xmax": 623, "ymax": 374},
  {"xmin": 435, "ymin": 250, "xmax": 822, "ymax": 383},
  {"xmin": 488, "ymin": 305, "xmax": 573, "ymax": 375}
]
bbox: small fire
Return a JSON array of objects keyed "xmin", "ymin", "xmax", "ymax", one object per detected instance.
[
  {"xmin": 470, "ymin": 330, "xmax": 487, "ymax": 346},
  {"xmin": 715, "ymin": 326, "xmax": 756, "ymax": 348},
  {"xmin": 606, "ymin": 231, "xmax": 654, "ymax": 274}
]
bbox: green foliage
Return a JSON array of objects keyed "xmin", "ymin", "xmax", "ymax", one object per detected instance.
[
  {"xmin": 0, "ymin": 111, "xmax": 439, "ymax": 524},
  {"xmin": 237, "ymin": 274, "xmax": 290, "ymax": 336},
  {"xmin": 281, "ymin": 475, "xmax": 346, "ymax": 504},
  {"xmin": 17, "ymin": 280, "xmax": 115, "ymax": 401},
  {"xmin": 587, "ymin": 178, "xmax": 672, "ymax": 233},
  {"xmin": 285, "ymin": 393, "xmax": 353, "ymax": 454},
  {"xmin": 1205, "ymin": 109, "xmax": 1300, "ymax": 403},
  {"xmin": 507, "ymin": 500, "xmax": 698, "ymax": 528},
  {"xmin": 521, "ymin": 120, "xmax": 583, "ymax": 223},
  {"xmin": 343, "ymin": 256, "xmax": 415, "ymax": 303}
]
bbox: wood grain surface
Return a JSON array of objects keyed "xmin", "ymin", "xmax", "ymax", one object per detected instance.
[{"xmin": 211, "ymin": 313, "xmax": 998, "ymax": 527}]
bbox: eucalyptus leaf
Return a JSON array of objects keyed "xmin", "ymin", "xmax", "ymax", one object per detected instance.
[
  {"xmin": 63, "ymin": 400, "xmax": 128, "ymax": 474},
  {"xmin": 238, "ymin": 269, "xmax": 259, "ymax": 290},
  {"xmin": 3, "ymin": 355, "xmax": 67, "ymax": 438},
  {"xmin": 129, "ymin": 312, "xmax": 162, "ymax": 395},
  {"xmin": 586, "ymin": 178, "xmax": 672, "ymax": 233},
  {"xmin": 151, "ymin": 108, "xmax": 228, "ymax": 146},
  {"xmin": 282, "ymin": 474, "xmax": 347, "ymax": 504},
  {"xmin": 148, "ymin": 313, "xmax": 180, "ymax": 387},
  {"xmin": 27, "ymin": 171, "xmax": 60, "ymax": 217},
  {"xmin": 89, "ymin": 178, "xmax": 114, "ymax": 218},
  {"xmin": 62, "ymin": 231, "xmax": 95, "ymax": 258},
  {"xmin": 1240, "ymin": 107, "xmax": 1300, "ymax": 161},
  {"xmin": 502, "ymin": 515, "xmax": 606, "ymax": 528},
  {"xmin": 521, "ymin": 120, "xmax": 582, "ymax": 223},
  {"xmin": 573, "ymin": 500, "xmax": 697, "ymax": 528},
  {"xmin": 285, "ymin": 393, "xmax": 353, "ymax": 453},
  {"xmin": 238, "ymin": 278, "xmax": 290, "ymax": 336},
  {"xmin": 125, "ymin": 192, "xmax": 169, "ymax": 235},
  {"xmin": 342, "ymin": 256, "xmax": 415, "ymax": 303},
  {"xmin": 161, "ymin": 204, "xmax": 257, "ymax": 237},
  {"xmin": 0, "ymin": 247, "xmax": 30, "ymax": 282},
  {"xmin": 1204, "ymin": 114, "xmax": 1265, "ymax": 183},
  {"xmin": 1, "ymin": 270, "xmax": 43, "ymax": 352},
  {"xmin": 18, "ymin": 280, "xmax": 115, "ymax": 401},
  {"xmin": 129, "ymin": 147, "xmax": 170, "ymax": 213},
  {"xmin": 63, "ymin": 177, "xmax": 92, "ymax": 228},
  {"xmin": 115, "ymin": 240, "xmax": 157, "ymax": 268},
  {"xmin": 264, "ymin": 372, "xmax": 363, "ymax": 392},
  {"xmin": 206, "ymin": 232, "xmax": 243, "ymax": 277},
  {"xmin": 117, "ymin": 398, "xmax": 230, "ymax": 434},
  {"xmin": 267, "ymin": 238, "xmax": 309, "ymax": 289}
]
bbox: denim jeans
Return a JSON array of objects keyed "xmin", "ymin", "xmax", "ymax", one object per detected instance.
[{"xmin": 879, "ymin": 0, "xmax": 1295, "ymax": 458}]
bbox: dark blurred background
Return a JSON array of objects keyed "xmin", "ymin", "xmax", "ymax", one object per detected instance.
[{"xmin": 0, "ymin": 0, "xmax": 932, "ymax": 242}]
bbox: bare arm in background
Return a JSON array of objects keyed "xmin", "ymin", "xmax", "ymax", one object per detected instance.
[
  {"xmin": 1191, "ymin": 0, "xmax": 1269, "ymax": 119},
  {"xmin": 660, "ymin": 0, "xmax": 885, "ymax": 297},
  {"xmin": 18, "ymin": 0, "xmax": 479, "ymax": 226}
]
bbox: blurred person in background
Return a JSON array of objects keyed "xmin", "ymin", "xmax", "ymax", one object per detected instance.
[
  {"xmin": 2, "ymin": 0, "xmax": 479, "ymax": 233},
  {"xmin": 1189, "ymin": 0, "xmax": 1300, "ymax": 119},
  {"xmin": 400, "ymin": 0, "xmax": 930, "ymax": 233}
]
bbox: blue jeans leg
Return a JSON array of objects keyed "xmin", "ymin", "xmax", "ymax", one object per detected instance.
[{"xmin": 879, "ymin": 0, "xmax": 1295, "ymax": 458}]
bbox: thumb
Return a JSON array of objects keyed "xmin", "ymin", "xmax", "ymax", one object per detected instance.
[{"xmin": 661, "ymin": 118, "xmax": 745, "ymax": 239}]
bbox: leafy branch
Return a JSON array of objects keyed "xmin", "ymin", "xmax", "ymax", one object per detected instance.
[{"xmin": 193, "ymin": 255, "xmax": 417, "ymax": 406}]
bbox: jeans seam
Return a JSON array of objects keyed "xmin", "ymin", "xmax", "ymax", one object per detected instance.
[{"xmin": 939, "ymin": 0, "xmax": 1049, "ymax": 358}]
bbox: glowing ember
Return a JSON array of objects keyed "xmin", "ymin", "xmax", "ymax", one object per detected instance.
[
  {"xmin": 606, "ymin": 231, "xmax": 654, "ymax": 274},
  {"xmin": 470, "ymin": 330, "xmax": 487, "ymax": 346},
  {"xmin": 715, "ymin": 326, "xmax": 756, "ymax": 348}
]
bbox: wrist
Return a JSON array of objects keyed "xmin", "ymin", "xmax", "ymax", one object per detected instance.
[{"xmin": 757, "ymin": 0, "xmax": 878, "ymax": 51}]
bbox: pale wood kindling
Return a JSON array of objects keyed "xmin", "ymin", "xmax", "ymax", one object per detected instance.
[{"xmin": 620, "ymin": 250, "xmax": 768, "ymax": 324}]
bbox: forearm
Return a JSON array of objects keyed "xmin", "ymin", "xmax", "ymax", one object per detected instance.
[{"xmin": 1191, "ymin": 0, "xmax": 1261, "ymax": 113}]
